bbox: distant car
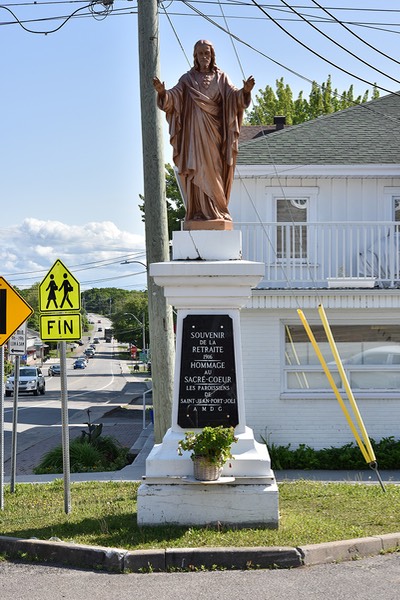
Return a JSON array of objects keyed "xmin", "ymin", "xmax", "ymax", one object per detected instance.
[
  {"xmin": 98, "ymin": 320, "xmax": 101, "ymax": 323},
  {"xmin": 93, "ymin": 337, "xmax": 100, "ymax": 344},
  {"xmin": 73, "ymin": 359, "xmax": 86, "ymax": 370},
  {"xmin": 84, "ymin": 348, "xmax": 95, "ymax": 358},
  {"xmin": 48, "ymin": 364, "xmax": 61, "ymax": 376},
  {"xmin": 77, "ymin": 355, "xmax": 88, "ymax": 364},
  {"xmin": 97, "ymin": 327, "xmax": 102, "ymax": 332},
  {"xmin": 6, "ymin": 367, "xmax": 46, "ymax": 397}
]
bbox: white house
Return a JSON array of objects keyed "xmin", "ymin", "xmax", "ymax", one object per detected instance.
[{"xmin": 229, "ymin": 92, "xmax": 400, "ymax": 450}]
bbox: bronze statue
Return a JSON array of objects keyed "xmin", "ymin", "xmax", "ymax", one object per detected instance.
[{"xmin": 153, "ymin": 40, "xmax": 255, "ymax": 230}]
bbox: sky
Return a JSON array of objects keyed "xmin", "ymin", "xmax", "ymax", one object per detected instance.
[{"xmin": 1, "ymin": 1, "xmax": 399, "ymax": 291}]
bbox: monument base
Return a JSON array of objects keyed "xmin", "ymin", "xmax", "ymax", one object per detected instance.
[
  {"xmin": 137, "ymin": 481, "xmax": 279, "ymax": 528},
  {"xmin": 183, "ymin": 219, "xmax": 233, "ymax": 231},
  {"xmin": 137, "ymin": 426, "xmax": 279, "ymax": 528}
]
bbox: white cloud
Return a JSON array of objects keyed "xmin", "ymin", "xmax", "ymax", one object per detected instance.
[{"xmin": 0, "ymin": 219, "xmax": 147, "ymax": 291}]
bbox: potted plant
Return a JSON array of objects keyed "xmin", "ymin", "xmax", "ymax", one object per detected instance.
[{"xmin": 178, "ymin": 425, "xmax": 238, "ymax": 481}]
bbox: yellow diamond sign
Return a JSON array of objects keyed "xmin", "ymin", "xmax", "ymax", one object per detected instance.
[
  {"xmin": 39, "ymin": 259, "xmax": 81, "ymax": 313},
  {"xmin": 0, "ymin": 277, "xmax": 34, "ymax": 346}
]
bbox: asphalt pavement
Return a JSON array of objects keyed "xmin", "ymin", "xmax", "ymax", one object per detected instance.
[{"xmin": 1, "ymin": 359, "xmax": 399, "ymax": 572}]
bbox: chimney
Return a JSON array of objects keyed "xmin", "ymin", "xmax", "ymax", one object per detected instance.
[{"xmin": 274, "ymin": 115, "xmax": 286, "ymax": 131}]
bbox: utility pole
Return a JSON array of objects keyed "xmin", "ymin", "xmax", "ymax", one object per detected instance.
[{"xmin": 137, "ymin": 0, "xmax": 175, "ymax": 442}]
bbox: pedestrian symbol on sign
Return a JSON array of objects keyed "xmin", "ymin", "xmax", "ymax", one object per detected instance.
[{"xmin": 46, "ymin": 274, "xmax": 58, "ymax": 309}]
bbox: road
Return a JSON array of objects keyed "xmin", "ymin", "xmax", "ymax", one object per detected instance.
[
  {"xmin": 0, "ymin": 553, "xmax": 399, "ymax": 600},
  {"xmin": 3, "ymin": 318, "xmax": 146, "ymax": 475}
]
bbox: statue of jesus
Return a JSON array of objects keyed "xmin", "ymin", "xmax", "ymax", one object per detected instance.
[{"xmin": 153, "ymin": 40, "xmax": 255, "ymax": 230}]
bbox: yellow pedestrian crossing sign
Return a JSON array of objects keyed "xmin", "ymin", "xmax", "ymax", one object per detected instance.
[{"xmin": 39, "ymin": 259, "xmax": 81, "ymax": 313}]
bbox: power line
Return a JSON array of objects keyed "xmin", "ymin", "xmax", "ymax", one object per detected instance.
[
  {"xmin": 278, "ymin": 0, "xmax": 400, "ymax": 83},
  {"xmin": 248, "ymin": 0, "xmax": 398, "ymax": 96}
]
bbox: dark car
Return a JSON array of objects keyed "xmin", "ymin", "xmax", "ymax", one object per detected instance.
[
  {"xmin": 73, "ymin": 359, "xmax": 86, "ymax": 370},
  {"xmin": 48, "ymin": 364, "xmax": 61, "ymax": 376}
]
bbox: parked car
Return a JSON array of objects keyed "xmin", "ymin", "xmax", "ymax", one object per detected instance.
[
  {"xmin": 6, "ymin": 367, "xmax": 46, "ymax": 397},
  {"xmin": 48, "ymin": 364, "xmax": 61, "ymax": 376},
  {"xmin": 73, "ymin": 359, "xmax": 86, "ymax": 370}
]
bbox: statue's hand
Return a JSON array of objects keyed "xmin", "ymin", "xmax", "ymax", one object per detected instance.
[
  {"xmin": 153, "ymin": 77, "xmax": 166, "ymax": 96},
  {"xmin": 243, "ymin": 76, "xmax": 255, "ymax": 93}
]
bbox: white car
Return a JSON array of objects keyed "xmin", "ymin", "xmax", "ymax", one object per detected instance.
[{"xmin": 6, "ymin": 366, "xmax": 46, "ymax": 397}]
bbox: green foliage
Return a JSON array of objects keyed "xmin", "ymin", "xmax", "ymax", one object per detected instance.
[
  {"xmin": 34, "ymin": 431, "xmax": 131, "ymax": 474},
  {"xmin": 82, "ymin": 287, "xmax": 137, "ymax": 317},
  {"xmin": 263, "ymin": 436, "xmax": 400, "ymax": 470},
  {"xmin": 17, "ymin": 282, "xmax": 40, "ymax": 331},
  {"xmin": 139, "ymin": 163, "xmax": 185, "ymax": 239},
  {"xmin": 110, "ymin": 291, "xmax": 148, "ymax": 346},
  {"xmin": 178, "ymin": 426, "xmax": 238, "ymax": 467},
  {"xmin": 246, "ymin": 76, "xmax": 380, "ymax": 125}
]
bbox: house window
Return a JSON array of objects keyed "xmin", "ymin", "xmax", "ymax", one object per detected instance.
[
  {"xmin": 276, "ymin": 197, "xmax": 308, "ymax": 259},
  {"xmin": 284, "ymin": 324, "xmax": 400, "ymax": 392}
]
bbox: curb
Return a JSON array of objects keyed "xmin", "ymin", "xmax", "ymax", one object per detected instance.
[{"xmin": 0, "ymin": 533, "xmax": 398, "ymax": 573}]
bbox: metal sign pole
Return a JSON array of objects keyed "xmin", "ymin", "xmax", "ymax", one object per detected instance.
[
  {"xmin": 60, "ymin": 341, "xmax": 71, "ymax": 514},
  {"xmin": 10, "ymin": 355, "xmax": 20, "ymax": 493},
  {"xmin": 0, "ymin": 345, "xmax": 4, "ymax": 510}
]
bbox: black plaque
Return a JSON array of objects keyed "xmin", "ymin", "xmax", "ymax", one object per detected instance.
[{"xmin": 178, "ymin": 314, "xmax": 238, "ymax": 428}]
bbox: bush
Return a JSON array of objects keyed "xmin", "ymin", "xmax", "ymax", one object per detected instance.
[
  {"xmin": 34, "ymin": 436, "xmax": 132, "ymax": 474},
  {"xmin": 263, "ymin": 436, "xmax": 400, "ymax": 470}
]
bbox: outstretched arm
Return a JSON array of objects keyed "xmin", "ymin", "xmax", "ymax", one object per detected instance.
[
  {"xmin": 243, "ymin": 76, "xmax": 255, "ymax": 94},
  {"xmin": 153, "ymin": 76, "xmax": 166, "ymax": 99}
]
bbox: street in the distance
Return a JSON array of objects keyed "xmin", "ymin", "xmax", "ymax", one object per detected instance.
[{"xmin": 2, "ymin": 319, "xmax": 150, "ymax": 478}]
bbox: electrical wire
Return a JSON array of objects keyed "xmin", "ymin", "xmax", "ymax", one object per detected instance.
[
  {"xmin": 309, "ymin": 0, "xmax": 400, "ymax": 67},
  {"xmin": 248, "ymin": 0, "xmax": 398, "ymax": 96},
  {"xmin": 278, "ymin": 0, "xmax": 400, "ymax": 84}
]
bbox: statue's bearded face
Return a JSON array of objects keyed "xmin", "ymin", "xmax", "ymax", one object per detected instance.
[{"xmin": 195, "ymin": 44, "xmax": 212, "ymax": 72}]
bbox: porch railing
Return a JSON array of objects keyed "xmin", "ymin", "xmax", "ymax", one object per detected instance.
[{"xmin": 235, "ymin": 221, "xmax": 400, "ymax": 289}]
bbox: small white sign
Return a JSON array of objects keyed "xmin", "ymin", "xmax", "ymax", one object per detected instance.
[{"xmin": 9, "ymin": 322, "xmax": 27, "ymax": 355}]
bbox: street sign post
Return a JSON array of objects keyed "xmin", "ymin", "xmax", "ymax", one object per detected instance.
[
  {"xmin": 0, "ymin": 277, "xmax": 33, "ymax": 511},
  {"xmin": 38, "ymin": 260, "xmax": 82, "ymax": 514}
]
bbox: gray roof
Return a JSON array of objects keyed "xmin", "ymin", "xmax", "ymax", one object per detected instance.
[{"xmin": 237, "ymin": 92, "xmax": 400, "ymax": 165}]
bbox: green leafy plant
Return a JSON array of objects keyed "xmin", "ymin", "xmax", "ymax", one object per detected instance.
[
  {"xmin": 262, "ymin": 436, "xmax": 400, "ymax": 470},
  {"xmin": 178, "ymin": 426, "xmax": 238, "ymax": 467},
  {"xmin": 34, "ymin": 411, "xmax": 132, "ymax": 474}
]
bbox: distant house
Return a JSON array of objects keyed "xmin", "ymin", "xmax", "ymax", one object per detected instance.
[{"xmin": 230, "ymin": 92, "xmax": 400, "ymax": 449}]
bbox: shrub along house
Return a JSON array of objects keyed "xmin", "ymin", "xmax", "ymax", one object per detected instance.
[{"xmin": 229, "ymin": 92, "xmax": 400, "ymax": 450}]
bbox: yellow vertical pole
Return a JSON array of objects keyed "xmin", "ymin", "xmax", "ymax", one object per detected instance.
[
  {"xmin": 317, "ymin": 305, "xmax": 376, "ymax": 463},
  {"xmin": 297, "ymin": 309, "xmax": 371, "ymax": 463}
]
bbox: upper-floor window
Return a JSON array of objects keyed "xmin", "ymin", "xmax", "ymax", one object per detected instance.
[{"xmin": 276, "ymin": 197, "xmax": 308, "ymax": 259}]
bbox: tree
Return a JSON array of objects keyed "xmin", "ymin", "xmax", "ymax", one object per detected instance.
[
  {"xmin": 109, "ymin": 291, "xmax": 149, "ymax": 348},
  {"xmin": 139, "ymin": 163, "xmax": 185, "ymax": 239},
  {"xmin": 246, "ymin": 76, "xmax": 380, "ymax": 125}
]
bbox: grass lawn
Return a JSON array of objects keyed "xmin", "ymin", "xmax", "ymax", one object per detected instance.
[{"xmin": 0, "ymin": 480, "xmax": 399, "ymax": 550}]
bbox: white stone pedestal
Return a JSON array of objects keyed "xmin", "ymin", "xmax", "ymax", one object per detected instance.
[{"xmin": 137, "ymin": 231, "xmax": 279, "ymax": 528}]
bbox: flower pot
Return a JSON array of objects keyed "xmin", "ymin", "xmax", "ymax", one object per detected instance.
[{"xmin": 193, "ymin": 456, "xmax": 222, "ymax": 481}]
